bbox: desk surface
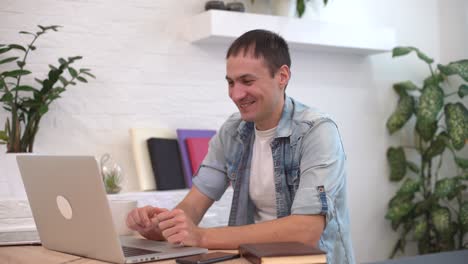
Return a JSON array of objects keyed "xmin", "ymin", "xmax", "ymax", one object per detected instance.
[{"xmin": 0, "ymin": 246, "xmax": 249, "ymax": 264}]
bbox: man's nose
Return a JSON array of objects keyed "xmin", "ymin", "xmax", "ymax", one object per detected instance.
[{"xmin": 230, "ymin": 85, "xmax": 247, "ymax": 101}]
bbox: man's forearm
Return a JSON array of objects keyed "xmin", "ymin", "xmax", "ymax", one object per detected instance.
[{"xmin": 198, "ymin": 214, "xmax": 324, "ymax": 249}]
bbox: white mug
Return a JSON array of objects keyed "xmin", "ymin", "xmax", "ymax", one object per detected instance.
[{"xmin": 108, "ymin": 200, "xmax": 137, "ymax": 236}]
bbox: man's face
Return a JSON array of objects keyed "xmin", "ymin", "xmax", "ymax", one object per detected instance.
[{"xmin": 226, "ymin": 51, "xmax": 289, "ymax": 130}]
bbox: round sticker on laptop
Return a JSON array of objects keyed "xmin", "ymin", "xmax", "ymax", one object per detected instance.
[{"xmin": 56, "ymin": 195, "xmax": 73, "ymax": 220}]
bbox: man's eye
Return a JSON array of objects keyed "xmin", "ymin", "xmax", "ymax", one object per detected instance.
[
  {"xmin": 243, "ymin": 80, "xmax": 254, "ymax": 85},
  {"xmin": 227, "ymin": 81, "xmax": 234, "ymax": 87}
]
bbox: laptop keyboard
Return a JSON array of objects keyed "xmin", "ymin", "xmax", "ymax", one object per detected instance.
[
  {"xmin": 122, "ymin": 246, "xmax": 160, "ymax": 257},
  {"xmin": 0, "ymin": 230, "xmax": 40, "ymax": 243}
]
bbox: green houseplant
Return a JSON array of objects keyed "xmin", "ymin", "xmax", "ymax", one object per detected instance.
[
  {"xmin": 385, "ymin": 46, "xmax": 468, "ymax": 257},
  {"xmin": 251, "ymin": 0, "xmax": 328, "ymax": 18},
  {"xmin": 0, "ymin": 25, "xmax": 95, "ymax": 153}
]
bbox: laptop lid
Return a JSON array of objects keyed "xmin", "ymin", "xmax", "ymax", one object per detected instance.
[{"xmin": 16, "ymin": 155, "xmax": 206, "ymax": 263}]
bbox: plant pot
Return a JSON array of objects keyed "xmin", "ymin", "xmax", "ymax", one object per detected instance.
[
  {"xmin": 0, "ymin": 152, "xmax": 30, "ymax": 199},
  {"xmin": 271, "ymin": 0, "xmax": 296, "ymax": 17}
]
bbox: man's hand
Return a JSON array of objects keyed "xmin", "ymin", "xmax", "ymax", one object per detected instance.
[
  {"xmin": 126, "ymin": 205, "xmax": 168, "ymax": 240},
  {"xmin": 157, "ymin": 208, "xmax": 204, "ymax": 246}
]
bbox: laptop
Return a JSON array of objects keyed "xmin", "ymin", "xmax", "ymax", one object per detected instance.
[{"xmin": 16, "ymin": 155, "xmax": 207, "ymax": 263}]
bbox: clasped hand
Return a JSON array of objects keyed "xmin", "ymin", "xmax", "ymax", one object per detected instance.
[{"xmin": 126, "ymin": 206, "xmax": 203, "ymax": 246}]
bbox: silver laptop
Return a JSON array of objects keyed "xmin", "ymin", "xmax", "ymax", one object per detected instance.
[{"xmin": 17, "ymin": 155, "xmax": 207, "ymax": 263}]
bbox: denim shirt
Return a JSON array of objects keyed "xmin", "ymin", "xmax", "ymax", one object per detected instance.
[{"xmin": 193, "ymin": 96, "xmax": 355, "ymax": 264}]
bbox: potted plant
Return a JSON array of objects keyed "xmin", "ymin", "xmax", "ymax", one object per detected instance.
[
  {"xmin": 385, "ymin": 46, "xmax": 468, "ymax": 257},
  {"xmin": 250, "ymin": 0, "xmax": 328, "ymax": 17},
  {"xmin": 0, "ymin": 25, "xmax": 95, "ymax": 152},
  {"xmin": 0, "ymin": 25, "xmax": 94, "ymax": 198}
]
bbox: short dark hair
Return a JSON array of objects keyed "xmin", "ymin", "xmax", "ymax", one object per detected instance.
[{"xmin": 226, "ymin": 29, "xmax": 291, "ymax": 77}]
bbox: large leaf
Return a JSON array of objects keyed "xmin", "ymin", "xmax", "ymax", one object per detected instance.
[
  {"xmin": 387, "ymin": 95, "xmax": 414, "ymax": 134},
  {"xmin": 460, "ymin": 202, "xmax": 468, "ymax": 233},
  {"xmin": 434, "ymin": 178, "xmax": 458, "ymax": 199},
  {"xmin": 416, "ymin": 85, "xmax": 444, "ymax": 141},
  {"xmin": 424, "ymin": 132, "xmax": 448, "ymax": 159},
  {"xmin": 413, "ymin": 218, "xmax": 427, "ymax": 240},
  {"xmin": 438, "ymin": 60, "xmax": 468, "ymax": 82},
  {"xmin": 444, "ymin": 103, "xmax": 468, "ymax": 150},
  {"xmin": 397, "ymin": 178, "xmax": 420, "ymax": 196},
  {"xmin": 386, "ymin": 200, "xmax": 414, "ymax": 223},
  {"xmin": 393, "ymin": 81, "xmax": 419, "ymax": 95},
  {"xmin": 431, "ymin": 207, "xmax": 451, "ymax": 234},
  {"xmin": 387, "ymin": 147, "xmax": 407, "ymax": 181},
  {"xmin": 392, "ymin": 46, "xmax": 434, "ymax": 64},
  {"xmin": 8, "ymin": 44, "xmax": 26, "ymax": 52}
]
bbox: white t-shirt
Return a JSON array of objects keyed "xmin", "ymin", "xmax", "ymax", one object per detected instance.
[{"xmin": 249, "ymin": 126, "xmax": 277, "ymax": 223}]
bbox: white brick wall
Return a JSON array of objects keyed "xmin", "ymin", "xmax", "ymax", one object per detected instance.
[{"xmin": 0, "ymin": 0, "xmax": 465, "ymax": 262}]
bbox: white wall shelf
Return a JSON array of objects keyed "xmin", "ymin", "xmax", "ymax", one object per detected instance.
[{"xmin": 188, "ymin": 10, "xmax": 396, "ymax": 55}]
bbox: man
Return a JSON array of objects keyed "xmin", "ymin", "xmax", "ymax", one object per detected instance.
[{"xmin": 127, "ymin": 29, "xmax": 355, "ymax": 263}]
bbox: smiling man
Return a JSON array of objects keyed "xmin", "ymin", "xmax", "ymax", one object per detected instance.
[{"xmin": 127, "ymin": 29, "xmax": 355, "ymax": 263}]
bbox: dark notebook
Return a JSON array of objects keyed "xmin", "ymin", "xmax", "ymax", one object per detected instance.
[
  {"xmin": 147, "ymin": 138, "xmax": 186, "ymax": 190},
  {"xmin": 239, "ymin": 242, "xmax": 327, "ymax": 264}
]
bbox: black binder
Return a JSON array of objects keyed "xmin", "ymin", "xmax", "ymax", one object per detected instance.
[{"xmin": 147, "ymin": 138, "xmax": 186, "ymax": 190}]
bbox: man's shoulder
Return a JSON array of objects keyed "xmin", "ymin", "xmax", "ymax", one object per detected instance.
[{"xmin": 289, "ymin": 97, "xmax": 336, "ymax": 125}]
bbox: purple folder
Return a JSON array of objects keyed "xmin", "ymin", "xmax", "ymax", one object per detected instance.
[{"xmin": 176, "ymin": 129, "xmax": 216, "ymax": 188}]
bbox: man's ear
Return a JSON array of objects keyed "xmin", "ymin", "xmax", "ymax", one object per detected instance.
[{"xmin": 277, "ymin": 65, "xmax": 290, "ymax": 90}]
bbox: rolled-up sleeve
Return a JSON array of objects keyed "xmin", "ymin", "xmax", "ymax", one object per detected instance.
[
  {"xmin": 192, "ymin": 127, "xmax": 230, "ymax": 201},
  {"xmin": 291, "ymin": 120, "xmax": 346, "ymax": 225}
]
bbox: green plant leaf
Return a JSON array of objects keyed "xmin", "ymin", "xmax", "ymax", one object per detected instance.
[
  {"xmin": 34, "ymin": 78, "xmax": 43, "ymax": 85},
  {"xmin": 11, "ymin": 85, "xmax": 38, "ymax": 93},
  {"xmin": 68, "ymin": 67, "xmax": 78, "ymax": 78},
  {"xmin": 387, "ymin": 147, "xmax": 407, "ymax": 181},
  {"xmin": 387, "ymin": 95, "xmax": 414, "ymax": 134},
  {"xmin": 458, "ymin": 84, "xmax": 468, "ymax": 98},
  {"xmin": 58, "ymin": 58, "xmax": 67, "ymax": 65},
  {"xmin": 438, "ymin": 60, "xmax": 468, "ymax": 82},
  {"xmin": 431, "ymin": 207, "xmax": 451, "ymax": 234},
  {"xmin": 392, "ymin": 47, "xmax": 413, "ymax": 57},
  {"xmin": 460, "ymin": 202, "xmax": 468, "ymax": 233},
  {"xmin": 424, "ymin": 132, "xmax": 447, "ymax": 159},
  {"xmin": 444, "ymin": 103, "xmax": 468, "ymax": 150},
  {"xmin": 297, "ymin": 0, "xmax": 306, "ymax": 17},
  {"xmin": 455, "ymin": 157, "xmax": 468, "ymax": 169},
  {"xmin": 434, "ymin": 178, "xmax": 458, "ymax": 199},
  {"xmin": 413, "ymin": 218, "xmax": 427, "ymax": 240},
  {"xmin": 416, "ymin": 85, "xmax": 444, "ymax": 141},
  {"xmin": 0, "ymin": 57, "xmax": 19, "ymax": 65},
  {"xmin": 81, "ymin": 71, "xmax": 96, "ymax": 78},
  {"xmin": 0, "ymin": 130, "xmax": 7, "ymax": 143},
  {"xmin": 76, "ymin": 76, "xmax": 87, "ymax": 83},
  {"xmin": 0, "ymin": 92, "xmax": 13, "ymax": 103},
  {"xmin": 406, "ymin": 161, "xmax": 420, "ymax": 173},
  {"xmin": 393, "ymin": 81, "xmax": 419, "ymax": 95},
  {"xmin": 392, "ymin": 46, "xmax": 434, "ymax": 64},
  {"xmin": 38, "ymin": 104, "xmax": 48, "ymax": 115},
  {"xmin": 0, "ymin": 47, "xmax": 11, "ymax": 54},
  {"xmin": 386, "ymin": 200, "xmax": 414, "ymax": 223},
  {"xmin": 2, "ymin": 69, "xmax": 32, "ymax": 78},
  {"xmin": 8, "ymin": 44, "xmax": 26, "ymax": 52},
  {"xmin": 19, "ymin": 31, "xmax": 36, "ymax": 36},
  {"xmin": 397, "ymin": 178, "xmax": 420, "ymax": 196},
  {"xmin": 58, "ymin": 76, "xmax": 68, "ymax": 86}
]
